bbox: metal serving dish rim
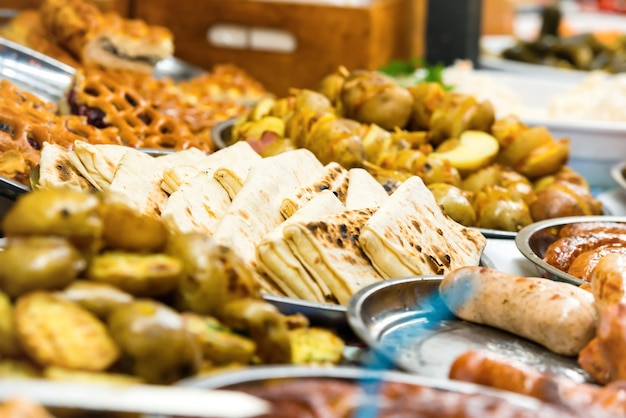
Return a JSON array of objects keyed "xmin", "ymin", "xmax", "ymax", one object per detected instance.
[
  {"xmin": 173, "ymin": 364, "xmax": 546, "ymax": 412},
  {"xmin": 515, "ymin": 215, "xmax": 626, "ymax": 287}
]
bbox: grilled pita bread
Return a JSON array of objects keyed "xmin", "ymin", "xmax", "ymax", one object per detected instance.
[
  {"xmin": 212, "ymin": 149, "xmax": 324, "ymax": 282},
  {"xmin": 283, "ymin": 207, "xmax": 384, "ymax": 305},
  {"xmin": 344, "ymin": 168, "xmax": 389, "ymax": 210},
  {"xmin": 359, "ymin": 176, "xmax": 486, "ymax": 278},
  {"xmin": 161, "ymin": 142, "xmax": 260, "ymax": 194},
  {"xmin": 70, "ymin": 140, "xmax": 129, "ymax": 191},
  {"xmin": 257, "ymin": 190, "xmax": 344, "ymax": 302},
  {"xmin": 107, "ymin": 149, "xmax": 168, "ymax": 219},
  {"xmin": 280, "ymin": 162, "xmax": 349, "ymax": 219},
  {"xmin": 38, "ymin": 142, "xmax": 94, "ymax": 192},
  {"xmin": 160, "ymin": 170, "xmax": 232, "ymax": 235}
]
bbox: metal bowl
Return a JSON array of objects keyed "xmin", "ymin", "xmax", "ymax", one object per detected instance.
[
  {"xmin": 515, "ymin": 215, "xmax": 626, "ymax": 286},
  {"xmin": 210, "ymin": 117, "xmax": 235, "ymax": 150},
  {"xmin": 347, "ymin": 275, "xmax": 588, "ymax": 383}
]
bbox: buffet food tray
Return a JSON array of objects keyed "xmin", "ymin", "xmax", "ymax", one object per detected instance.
[
  {"xmin": 347, "ymin": 276, "xmax": 590, "ymax": 383},
  {"xmin": 170, "ymin": 364, "xmax": 559, "ymax": 418},
  {"xmin": 515, "ymin": 215, "xmax": 626, "ymax": 286}
]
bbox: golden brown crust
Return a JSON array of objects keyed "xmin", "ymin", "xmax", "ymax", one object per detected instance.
[
  {"xmin": 543, "ymin": 233, "xmax": 626, "ymax": 273},
  {"xmin": 40, "ymin": 0, "xmax": 173, "ymax": 71},
  {"xmin": 530, "ymin": 181, "xmax": 603, "ymax": 222},
  {"xmin": 567, "ymin": 246, "xmax": 626, "ymax": 282}
]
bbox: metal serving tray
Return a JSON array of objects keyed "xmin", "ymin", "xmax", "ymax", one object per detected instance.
[{"xmin": 347, "ymin": 276, "xmax": 590, "ymax": 383}]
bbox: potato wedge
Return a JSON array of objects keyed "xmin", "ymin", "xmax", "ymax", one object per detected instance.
[
  {"xmin": 15, "ymin": 292, "xmax": 120, "ymax": 372},
  {"xmin": 100, "ymin": 201, "xmax": 168, "ymax": 252},
  {"xmin": 59, "ymin": 281, "xmax": 134, "ymax": 318},
  {"xmin": 87, "ymin": 252, "xmax": 182, "ymax": 297}
]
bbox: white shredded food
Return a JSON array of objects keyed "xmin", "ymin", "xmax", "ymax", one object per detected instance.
[{"xmin": 440, "ymin": 61, "xmax": 626, "ymax": 123}]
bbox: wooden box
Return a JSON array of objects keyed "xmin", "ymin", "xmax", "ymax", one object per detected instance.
[
  {"xmin": 134, "ymin": 0, "xmax": 425, "ymax": 95},
  {"xmin": 0, "ymin": 0, "xmax": 132, "ymax": 16}
]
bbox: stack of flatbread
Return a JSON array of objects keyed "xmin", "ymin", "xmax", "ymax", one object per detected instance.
[{"xmin": 37, "ymin": 140, "xmax": 487, "ymax": 305}]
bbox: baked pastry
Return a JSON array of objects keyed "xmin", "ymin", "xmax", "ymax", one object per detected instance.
[
  {"xmin": 0, "ymin": 79, "xmax": 120, "ymax": 185},
  {"xmin": 40, "ymin": 0, "xmax": 174, "ymax": 73},
  {"xmin": 62, "ymin": 68, "xmax": 201, "ymax": 150},
  {"xmin": 0, "ymin": 10, "xmax": 81, "ymax": 68}
]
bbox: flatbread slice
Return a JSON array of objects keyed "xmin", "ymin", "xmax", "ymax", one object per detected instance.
[
  {"xmin": 359, "ymin": 176, "xmax": 487, "ymax": 278},
  {"xmin": 160, "ymin": 170, "xmax": 231, "ymax": 235},
  {"xmin": 257, "ymin": 190, "xmax": 344, "ymax": 302},
  {"xmin": 280, "ymin": 162, "xmax": 349, "ymax": 219},
  {"xmin": 283, "ymin": 207, "xmax": 384, "ymax": 305},
  {"xmin": 107, "ymin": 149, "xmax": 168, "ymax": 219},
  {"xmin": 344, "ymin": 168, "xmax": 389, "ymax": 210},
  {"xmin": 38, "ymin": 142, "xmax": 94, "ymax": 192},
  {"xmin": 163, "ymin": 141, "xmax": 260, "ymax": 195},
  {"xmin": 71, "ymin": 140, "xmax": 129, "ymax": 190},
  {"xmin": 212, "ymin": 149, "xmax": 324, "ymax": 280}
]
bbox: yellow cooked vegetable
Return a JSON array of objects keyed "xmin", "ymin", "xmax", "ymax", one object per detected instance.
[
  {"xmin": 289, "ymin": 327, "xmax": 345, "ymax": 365},
  {"xmin": 100, "ymin": 201, "xmax": 168, "ymax": 252},
  {"xmin": 182, "ymin": 313, "xmax": 256, "ymax": 365},
  {"xmin": 0, "ymin": 291, "xmax": 22, "ymax": 358},
  {"xmin": 43, "ymin": 366, "xmax": 143, "ymax": 384},
  {"xmin": 0, "ymin": 237, "xmax": 86, "ymax": 298},
  {"xmin": 15, "ymin": 292, "xmax": 120, "ymax": 372},
  {"xmin": 59, "ymin": 281, "xmax": 134, "ymax": 318},
  {"xmin": 2, "ymin": 188, "xmax": 102, "ymax": 247},
  {"xmin": 107, "ymin": 299, "xmax": 201, "ymax": 384},
  {"xmin": 87, "ymin": 252, "xmax": 183, "ymax": 297}
]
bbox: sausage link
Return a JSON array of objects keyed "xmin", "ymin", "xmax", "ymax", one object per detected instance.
[
  {"xmin": 558, "ymin": 222, "xmax": 626, "ymax": 239},
  {"xmin": 591, "ymin": 253, "xmax": 626, "ymax": 313},
  {"xmin": 544, "ymin": 233, "xmax": 626, "ymax": 274},
  {"xmin": 439, "ymin": 266, "xmax": 597, "ymax": 356}
]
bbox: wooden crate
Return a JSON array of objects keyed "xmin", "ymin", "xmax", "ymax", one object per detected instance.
[{"xmin": 134, "ymin": 0, "xmax": 425, "ymax": 95}]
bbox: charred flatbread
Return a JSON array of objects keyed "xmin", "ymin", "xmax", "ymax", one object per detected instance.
[
  {"xmin": 280, "ymin": 162, "xmax": 349, "ymax": 219},
  {"xmin": 257, "ymin": 191, "xmax": 344, "ymax": 302},
  {"xmin": 344, "ymin": 168, "xmax": 389, "ymax": 210},
  {"xmin": 107, "ymin": 149, "xmax": 168, "ymax": 219},
  {"xmin": 359, "ymin": 176, "xmax": 486, "ymax": 278},
  {"xmin": 38, "ymin": 142, "xmax": 94, "ymax": 191},
  {"xmin": 212, "ymin": 149, "xmax": 324, "ymax": 282},
  {"xmin": 160, "ymin": 170, "xmax": 232, "ymax": 235},
  {"xmin": 283, "ymin": 207, "xmax": 384, "ymax": 305}
]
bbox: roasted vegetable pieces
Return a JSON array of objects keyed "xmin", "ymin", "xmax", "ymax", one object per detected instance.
[{"xmin": 0, "ymin": 189, "xmax": 346, "ymax": 384}]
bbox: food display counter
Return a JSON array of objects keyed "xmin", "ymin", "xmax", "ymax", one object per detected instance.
[{"xmin": 1, "ymin": 0, "xmax": 626, "ymax": 417}]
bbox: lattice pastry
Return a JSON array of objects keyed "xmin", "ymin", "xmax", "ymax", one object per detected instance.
[
  {"xmin": 40, "ymin": 0, "xmax": 174, "ymax": 73},
  {"xmin": 0, "ymin": 80, "xmax": 120, "ymax": 185},
  {"xmin": 62, "ymin": 68, "xmax": 209, "ymax": 151}
]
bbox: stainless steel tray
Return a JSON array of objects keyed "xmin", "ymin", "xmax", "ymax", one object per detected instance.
[
  {"xmin": 172, "ymin": 364, "xmax": 562, "ymax": 417},
  {"xmin": 263, "ymin": 253, "xmax": 495, "ymax": 340},
  {"xmin": 515, "ymin": 215, "xmax": 626, "ymax": 286},
  {"xmin": 347, "ymin": 276, "xmax": 591, "ymax": 383}
]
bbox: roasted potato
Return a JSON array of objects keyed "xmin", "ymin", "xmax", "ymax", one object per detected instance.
[
  {"xmin": 2, "ymin": 189, "xmax": 102, "ymax": 248},
  {"xmin": 0, "ymin": 291, "xmax": 22, "ymax": 357},
  {"xmin": 0, "ymin": 237, "xmax": 86, "ymax": 298},
  {"xmin": 15, "ymin": 292, "xmax": 120, "ymax": 372},
  {"xmin": 474, "ymin": 186, "xmax": 533, "ymax": 232},
  {"xmin": 303, "ymin": 116, "xmax": 365, "ymax": 169},
  {"xmin": 167, "ymin": 233, "xmax": 261, "ymax": 316},
  {"xmin": 59, "ymin": 281, "xmax": 134, "ymax": 319},
  {"xmin": 182, "ymin": 313, "xmax": 256, "ymax": 365},
  {"xmin": 100, "ymin": 201, "xmax": 168, "ymax": 252},
  {"xmin": 107, "ymin": 300, "xmax": 201, "ymax": 384},
  {"xmin": 428, "ymin": 183, "xmax": 476, "ymax": 227},
  {"xmin": 289, "ymin": 327, "xmax": 345, "ymax": 365},
  {"xmin": 220, "ymin": 299, "xmax": 292, "ymax": 365},
  {"xmin": 340, "ymin": 70, "xmax": 413, "ymax": 131},
  {"xmin": 86, "ymin": 252, "xmax": 183, "ymax": 297}
]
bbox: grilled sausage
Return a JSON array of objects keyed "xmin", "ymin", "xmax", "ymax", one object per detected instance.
[
  {"xmin": 591, "ymin": 253, "xmax": 626, "ymax": 313},
  {"xmin": 439, "ymin": 266, "xmax": 597, "ymax": 356},
  {"xmin": 558, "ymin": 222, "xmax": 626, "ymax": 239},
  {"xmin": 568, "ymin": 246, "xmax": 626, "ymax": 282},
  {"xmin": 543, "ymin": 233, "xmax": 626, "ymax": 273}
]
